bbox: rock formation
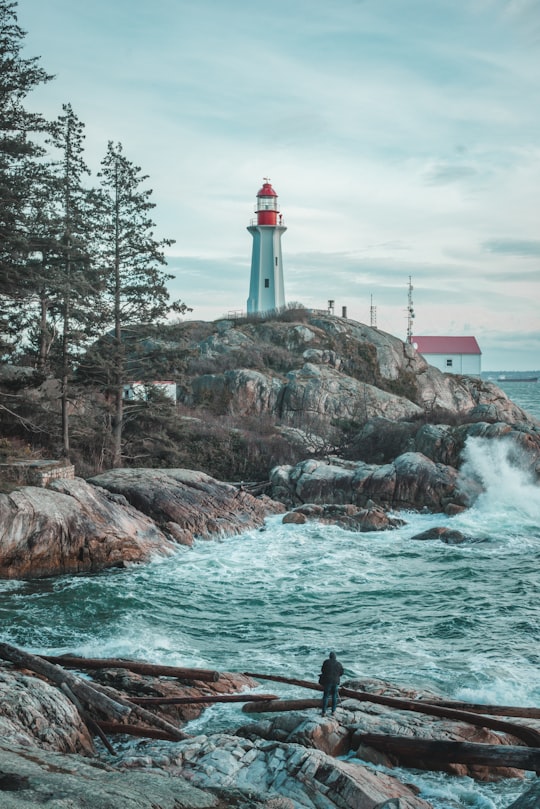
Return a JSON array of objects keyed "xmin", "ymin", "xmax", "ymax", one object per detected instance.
[{"xmin": 0, "ymin": 470, "xmax": 284, "ymax": 579}]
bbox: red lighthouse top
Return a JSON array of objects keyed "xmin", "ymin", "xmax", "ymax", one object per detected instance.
[{"xmin": 255, "ymin": 177, "xmax": 280, "ymax": 226}]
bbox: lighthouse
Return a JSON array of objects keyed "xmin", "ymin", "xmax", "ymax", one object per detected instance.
[{"xmin": 247, "ymin": 178, "xmax": 286, "ymax": 314}]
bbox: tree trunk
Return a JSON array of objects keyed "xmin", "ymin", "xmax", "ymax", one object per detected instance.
[
  {"xmin": 419, "ymin": 699, "xmax": 540, "ymax": 719},
  {"xmin": 88, "ymin": 681, "xmax": 189, "ymax": 741},
  {"xmin": 0, "ymin": 642, "xmax": 130, "ymax": 721},
  {"xmin": 42, "ymin": 655, "xmax": 220, "ymax": 682},
  {"xmin": 352, "ymin": 733, "xmax": 540, "ymax": 773},
  {"xmin": 97, "ymin": 721, "xmax": 179, "ymax": 742},
  {"xmin": 132, "ymin": 693, "xmax": 279, "ymax": 706},
  {"xmin": 243, "ymin": 698, "xmax": 320, "ymax": 713}
]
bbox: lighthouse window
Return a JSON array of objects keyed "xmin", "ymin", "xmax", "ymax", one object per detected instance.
[
  {"xmin": 275, "ymin": 257, "xmax": 278, "ymax": 266},
  {"xmin": 446, "ymin": 359, "xmax": 453, "ymax": 367},
  {"xmin": 264, "ymin": 278, "xmax": 270, "ymax": 288}
]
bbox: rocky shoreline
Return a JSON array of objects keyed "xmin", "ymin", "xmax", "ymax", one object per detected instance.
[{"xmin": 1, "ymin": 652, "xmax": 539, "ymax": 809}]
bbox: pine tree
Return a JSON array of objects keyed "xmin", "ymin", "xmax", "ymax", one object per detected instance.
[
  {"xmin": 0, "ymin": 0, "xmax": 52, "ymax": 353},
  {"xmin": 44, "ymin": 103, "xmax": 98, "ymax": 458},
  {"xmin": 93, "ymin": 141, "xmax": 188, "ymax": 467}
]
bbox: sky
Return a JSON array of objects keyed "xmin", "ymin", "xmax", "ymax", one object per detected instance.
[{"xmin": 17, "ymin": 0, "xmax": 540, "ymax": 371}]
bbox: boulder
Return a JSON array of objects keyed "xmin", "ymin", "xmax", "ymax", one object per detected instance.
[
  {"xmin": 410, "ymin": 527, "xmax": 471, "ymax": 544},
  {"xmin": 0, "ymin": 667, "xmax": 94, "ymax": 754},
  {"xmin": 271, "ymin": 452, "xmax": 465, "ymax": 513},
  {"xmin": 0, "ymin": 477, "xmax": 175, "ymax": 579},
  {"xmin": 279, "ymin": 363, "xmax": 423, "ymax": 426},
  {"xmin": 287, "ymin": 503, "xmax": 406, "ymax": 532},
  {"xmin": 88, "ymin": 468, "xmax": 284, "ymax": 540}
]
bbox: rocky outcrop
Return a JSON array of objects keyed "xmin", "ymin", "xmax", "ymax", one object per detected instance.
[
  {"xmin": 348, "ymin": 418, "xmax": 540, "ymax": 472},
  {"xmin": 87, "ymin": 468, "xmax": 284, "ymax": 538},
  {"xmin": 283, "ymin": 502, "xmax": 406, "ymax": 532},
  {"xmin": 271, "ymin": 453, "xmax": 468, "ymax": 513},
  {"xmin": 0, "ymin": 741, "xmax": 218, "ymax": 809},
  {"xmin": 0, "ymin": 469, "xmax": 284, "ymax": 579},
  {"xmin": 0, "ymin": 668, "xmax": 94, "ymax": 754},
  {"xmin": 174, "ymin": 314, "xmax": 536, "ymax": 448},
  {"xmin": 0, "ymin": 477, "xmax": 175, "ymax": 579}
]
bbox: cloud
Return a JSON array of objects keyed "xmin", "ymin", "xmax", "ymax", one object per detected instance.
[{"xmin": 482, "ymin": 239, "xmax": 540, "ymax": 257}]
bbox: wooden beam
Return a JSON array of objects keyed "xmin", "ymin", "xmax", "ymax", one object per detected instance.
[
  {"xmin": 353, "ymin": 733, "xmax": 540, "ymax": 773},
  {"xmin": 42, "ymin": 655, "xmax": 220, "ymax": 682},
  {"xmin": 243, "ymin": 672, "xmax": 540, "ymax": 748}
]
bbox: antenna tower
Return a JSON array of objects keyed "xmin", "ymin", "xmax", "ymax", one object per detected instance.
[
  {"xmin": 370, "ymin": 295, "xmax": 377, "ymax": 328},
  {"xmin": 406, "ymin": 276, "xmax": 415, "ymax": 343}
]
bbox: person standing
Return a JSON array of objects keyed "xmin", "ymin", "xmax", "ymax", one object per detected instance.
[{"xmin": 319, "ymin": 651, "xmax": 344, "ymax": 716}]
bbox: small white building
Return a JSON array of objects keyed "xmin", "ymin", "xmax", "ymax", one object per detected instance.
[
  {"xmin": 123, "ymin": 381, "xmax": 177, "ymax": 403},
  {"xmin": 412, "ymin": 336, "xmax": 482, "ymax": 376}
]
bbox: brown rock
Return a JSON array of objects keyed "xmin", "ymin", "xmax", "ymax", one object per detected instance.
[
  {"xmin": 0, "ymin": 478, "xmax": 175, "ymax": 579},
  {"xmin": 282, "ymin": 511, "xmax": 306, "ymax": 524}
]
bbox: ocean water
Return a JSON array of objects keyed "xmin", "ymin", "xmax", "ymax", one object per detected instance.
[{"xmin": 1, "ymin": 383, "xmax": 539, "ymax": 809}]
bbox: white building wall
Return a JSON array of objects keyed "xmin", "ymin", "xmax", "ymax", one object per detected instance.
[{"xmin": 421, "ymin": 353, "xmax": 481, "ymax": 376}]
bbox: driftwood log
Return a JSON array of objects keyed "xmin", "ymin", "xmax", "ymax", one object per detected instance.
[
  {"xmin": 421, "ymin": 699, "xmax": 540, "ymax": 719},
  {"xmin": 97, "ymin": 721, "xmax": 180, "ymax": 742},
  {"xmin": 131, "ymin": 693, "xmax": 279, "ymax": 706},
  {"xmin": 243, "ymin": 698, "xmax": 320, "ymax": 713},
  {"xmin": 88, "ymin": 681, "xmax": 189, "ymax": 741},
  {"xmin": 243, "ymin": 672, "xmax": 540, "ymax": 748},
  {"xmin": 0, "ymin": 642, "xmax": 130, "ymax": 721},
  {"xmin": 60, "ymin": 683, "xmax": 116, "ymax": 756},
  {"xmin": 0, "ymin": 643, "xmax": 188, "ymax": 743},
  {"xmin": 42, "ymin": 655, "xmax": 220, "ymax": 682},
  {"xmin": 353, "ymin": 733, "xmax": 540, "ymax": 773}
]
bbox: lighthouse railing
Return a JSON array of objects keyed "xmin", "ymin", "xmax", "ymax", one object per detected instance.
[{"xmin": 248, "ymin": 217, "xmax": 286, "ymax": 227}]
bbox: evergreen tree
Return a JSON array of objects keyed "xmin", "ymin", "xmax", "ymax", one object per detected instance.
[
  {"xmin": 93, "ymin": 141, "xmax": 188, "ymax": 467},
  {"xmin": 0, "ymin": 0, "xmax": 52, "ymax": 353},
  {"xmin": 45, "ymin": 103, "xmax": 97, "ymax": 458}
]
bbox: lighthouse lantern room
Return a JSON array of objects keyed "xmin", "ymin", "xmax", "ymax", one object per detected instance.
[{"xmin": 247, "ymin": 178, "xmax": 286, "ymax": 314}]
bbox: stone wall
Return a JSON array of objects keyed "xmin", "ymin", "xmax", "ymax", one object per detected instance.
[{"xmin": 0, "ymin": 460, "xmax": 75, "ymax": 488}]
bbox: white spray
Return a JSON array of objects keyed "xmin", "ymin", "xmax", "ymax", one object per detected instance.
[{"xmin": 459, "ymin": 436, "xmax": 540, "ymax": 523}]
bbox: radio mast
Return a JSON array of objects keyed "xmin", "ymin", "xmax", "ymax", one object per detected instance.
[{"xmin": 406, "ymin": 276, "xmax": 415, "ymax": 343}]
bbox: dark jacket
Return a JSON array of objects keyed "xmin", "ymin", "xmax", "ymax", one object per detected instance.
[{"xmin": 319, "ymin": 654, "xmax": 344, "ymax": 686}]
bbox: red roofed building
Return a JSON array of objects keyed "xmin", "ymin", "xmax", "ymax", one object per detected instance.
[{"xmin": 411, "ymin": 336, "xmax": 482, "ymax": 376}]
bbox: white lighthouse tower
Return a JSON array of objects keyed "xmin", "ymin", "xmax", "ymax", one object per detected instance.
[{"xmin": 247, "ymin": 178, "xmax": 286, "ymax": 314}]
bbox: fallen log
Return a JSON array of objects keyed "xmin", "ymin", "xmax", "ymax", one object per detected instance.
[
  {"xmin": 0, "ymin": 642, "xmax": 130, "ymax": 722},
  {"xmin": 97, "ymin": 721, "xmax": 179, "ymax": 742},
  {"xmin": 243, "ymin": 672, "xmax": 540, "ymax": 748},
  {"xmin": 60, "ymin": 683, "xmax": 116, "ymax": 757},
  {"xmin": 131, "ymin": 693, "xmax": 279, "ymax": 706},
  {"xmin": 353, "ymin": 733, "xmax": 540, "ymax": 773},
  {"xmin": 42, "ymin": 655, "xmax": 220, "ymax": 682},
  {"xmin": 243, "ymin": 698, "xmax": 320, "ymax": 713},
  {"xmin": 88, "ymin": 681, "xmax": 189, "ymax": 741},
  {"xmin": 420, "ymin": 699, "xmax": 540, "ymax": 719}
]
